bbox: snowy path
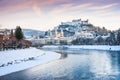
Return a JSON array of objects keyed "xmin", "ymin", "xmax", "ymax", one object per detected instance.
[{"xmin": 0, "ymin": 47, "xmax": 60, "ymax": 76}]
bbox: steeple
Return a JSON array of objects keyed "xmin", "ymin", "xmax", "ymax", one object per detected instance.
[
  {"xmin": 55, "ymin": 28, "xmax": 58, "ymax": 37},
  {"xmin": 61, "ymin": 29, "xmax": 64, "ymax": 37},
  {"xmin": 10, "ymin": 29, "xmax": 14, "ymax": 38},
  {"xmin": 49, "ymin": 30, "xmax": 52, "ymax": 38}
]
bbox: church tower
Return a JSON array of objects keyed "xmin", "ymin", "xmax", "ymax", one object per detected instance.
[{"xmin": 61, "ymin": 29, "xmax": 64, "ymax": 37}]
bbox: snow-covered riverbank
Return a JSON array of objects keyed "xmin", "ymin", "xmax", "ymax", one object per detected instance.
[
  {"xmin": 0, "ymin": 47, "xmax": 60, "ymax": 76},
  {"xmin": 42, "ymin": 45, "xmax": 120, "ymax": 51}
]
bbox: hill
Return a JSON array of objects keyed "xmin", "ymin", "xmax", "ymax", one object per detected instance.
[{"xmin": 22, "ymin": 29, "xmax": 45, "ymax": 39}]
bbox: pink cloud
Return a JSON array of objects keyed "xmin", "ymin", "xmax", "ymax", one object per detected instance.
[
  {"xmin": 49, "ymin": 3, "xmax": 92, "ymax": 14},
  {"xmin": 0, "ymin": 0, "xmax": 66, "ymax": 13},
  {"xmin": 90, "ymin": 3, "xmax": 118, "ymax": 10},
  {"xmin": 0, "ymin": 0, "xmax": 119, "ymax": 16}
]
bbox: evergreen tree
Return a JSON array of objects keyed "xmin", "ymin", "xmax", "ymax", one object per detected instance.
[
  {"xmin": 109, "ymin": 32, "xmax": 116, "ymax": 45},
  {"xmin": 105, "ymin": 37, "xmax": 111, "ymax": 45},
  {"xmin": 96, "ymin": 36, "xmax": 104, "ymax": 45},
  {"xmin": 15, "ymin": 26, "xmax": 24, "ymax": 40},
  {"xmin": 71, "ymin": 39, "xmax": 78, "ymax": 45},
  {"xmin": 117, "ymin": 31, "xmax": 120, "ymax": 45}
]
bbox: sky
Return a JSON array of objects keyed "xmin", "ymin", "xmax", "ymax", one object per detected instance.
[{"xmin": 0, "ymin": 0, "xmax": 120, "ymax": 31}]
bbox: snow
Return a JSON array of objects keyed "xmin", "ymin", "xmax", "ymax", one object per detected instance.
[
  {"xmin": 0, "ymin": 47, "xmax": 60, "ymax": 76},
  {"xmin": 67, "ymin": 45, "xmax": 120, "ymax": 51},
  {"xmin": 42, "ymin": 45, "xmax": 120, "ymax": 51},
  {"xmin": 42, "ymin": 45, "xmax": 58, "ymax": 49}
]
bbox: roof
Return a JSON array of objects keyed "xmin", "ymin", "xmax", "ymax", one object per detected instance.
[{"xmin": 0, "ymin": 33, "xmax": 4, "ymax": 36}]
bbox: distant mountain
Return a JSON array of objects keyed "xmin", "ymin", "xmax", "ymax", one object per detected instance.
[{"xmin": 22, "ymin": 29, "xmax": 45, "ymax": 39}]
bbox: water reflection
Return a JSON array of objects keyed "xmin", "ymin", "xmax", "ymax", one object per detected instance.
[
  {"xmin": 27, "ymin": 50, "xmax": 120, "ymax": 79},
  {"xmin": 110, "ymin": 52, "xmax": 120, "ymax": 75},
  {"xmin": 89, "ymin": 51, "xmax": 112, "ymax": 76},
  {"xmin": 1, "ymin": 50, "xmax": 120, "ymax": 80},
  {"xmin": 60, "ymin": 53, "xmax": 68, "ymax": 59}
]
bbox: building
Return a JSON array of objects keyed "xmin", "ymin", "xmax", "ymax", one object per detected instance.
[
  {"xmin": 61, "ymin": 19, "xmax": 89, "ymax": 26},
  {"xmin": 0, "ymin": 29, "xmax": 32, "ymax": 49},
  {"xmin": 0, "ymin": 33, "xmax": 4, "ymax": 49},
  {"xmin": 74, "ymin": 30, "xmax": 94, "ymax": 39},
  {"xmin": 55, "ymin": 29, "xmax": 64, "ymax": 40}
]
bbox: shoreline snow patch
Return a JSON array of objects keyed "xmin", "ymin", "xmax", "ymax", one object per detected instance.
[
  {"xmin": 42, "ymin": 45, "xmax": 120, "ymax": 51},
  {"xmin": 0, "ymin": 47, "xmax": 60, "ymax": 76}
]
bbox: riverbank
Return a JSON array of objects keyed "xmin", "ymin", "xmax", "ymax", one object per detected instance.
[
  {"xmin": 0, "ymin": 47, "xmax": 60, "ymax": 76},
  {"xmin": 42, "ymin": 45, "xmax": 120, "ymax": 51}
]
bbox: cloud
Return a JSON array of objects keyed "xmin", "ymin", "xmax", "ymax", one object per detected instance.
[
  {"xmin": 90, "ymin": 3, "xmax": 119, "ymax": 10},
  {"xmin": 0, "ymin": 0, "xmax": 33, "ymax": 13},
  {"xmin": 49, "ymin": 3, "xmax": 92, "ymax": 14},
  {"xmin": 49, "ymin": 4, "xmax": 73, "ymax": 14},
  {"xmin": 32, "ymin": 4, "xmax": 42, "ymax": 16},
  {"xmin": 49, "ymin": 2, "xmax": 119, "ymax": 16},
  {"xmin": 0, "ymin": 0, "xmax": 120, "ymax": 30},
  {"xmin": 0, "ymin": 0, "xmax": 66, "ymax": 13},
  {"xmin": 86, "ymin": 3, "xmax": 120, "ymax": 17},
  {"xmin": 0, "ymin": 0, "xmax": 119, "ymax": 14}
]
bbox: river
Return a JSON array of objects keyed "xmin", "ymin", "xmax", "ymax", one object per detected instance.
[{"xmin": 0, "ymin": 49, "xmax": 120, "ymax": 80}]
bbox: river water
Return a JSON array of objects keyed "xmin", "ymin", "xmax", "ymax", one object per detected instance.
[{"xmin": 1, "ymin": 50, "xmax": 120, "ymax": 80}]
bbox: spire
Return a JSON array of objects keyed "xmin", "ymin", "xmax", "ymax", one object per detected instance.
[
  {"xmin": 49, "ymin": 30, "xmax": 52, "ymax": 38},
  {"xmin": 10, "ymin": 29, "xmax": 14, "ymax": 37},
  {"xmin": 61, "ymin": 29, "xmax": 64, "ymax": 37},
  {"xmin": 55, "ymin": 28, "xmax": 58, "ymax": 37}
]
